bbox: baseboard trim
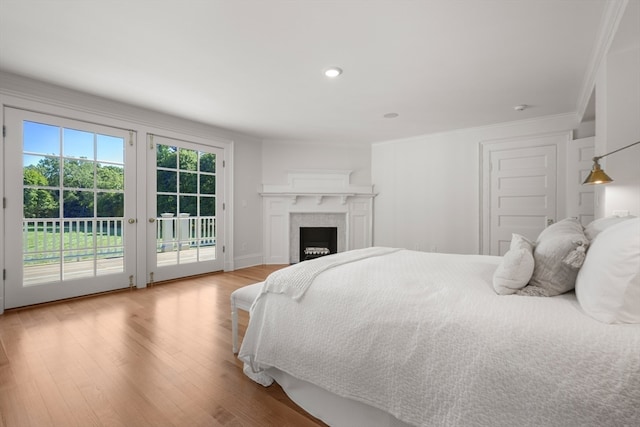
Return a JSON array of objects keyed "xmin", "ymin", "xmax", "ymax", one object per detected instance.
[{"xmin": 233, "ymin": 253, "xmax": 263, "ymax": 270}]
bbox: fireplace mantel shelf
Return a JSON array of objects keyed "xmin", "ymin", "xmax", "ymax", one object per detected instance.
[{"xmin": 260, "ymin": 191, "xmax": 376, "ymax": 205}]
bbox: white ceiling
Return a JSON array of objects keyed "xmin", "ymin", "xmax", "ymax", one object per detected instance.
[{"xmin": 0, "ymin": 0, "xmax": 622, "ymax": 145}]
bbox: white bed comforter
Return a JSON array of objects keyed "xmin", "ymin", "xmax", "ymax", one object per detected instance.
[{"xmin": 239, "ymin": 249, "xmax": 640, "ymax": 427}]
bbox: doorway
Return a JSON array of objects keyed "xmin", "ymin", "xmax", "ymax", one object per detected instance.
[
  {"xmin": 3, "ymin": 108, "xmax": 137, "ymax": 308},
  {"xmin": 481, "ymin": 132, "xmax": 569, "ymax": 255},
  {"xmin": 147, "ymin": 135, "xmax": 225, "ymax": 283}
]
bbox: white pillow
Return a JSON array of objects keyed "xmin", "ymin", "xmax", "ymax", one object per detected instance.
[
  {"xmin": 493, "ymin": 234, "xmax": 535, "ymax": 295},
  {"xmin": 510, "ymin": 233, "xmax": 534, "ymax": 252},
  {"xmin": 584, "ymin": 215, "xmax": 636, "ymax": 241},
  {"xmin": 576, "ymin": 218, "xmax": 640, "ymax": 324},
  {"xmin": 518, "ymin": 218, "xmax": 588, "ymax": 297}
]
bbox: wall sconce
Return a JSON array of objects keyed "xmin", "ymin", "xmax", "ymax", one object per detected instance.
[{"xmin": 583, "ymin": 140, "xmax": 640, "ymax": 185}]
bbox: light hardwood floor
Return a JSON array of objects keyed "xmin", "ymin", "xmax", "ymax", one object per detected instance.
[{"xmin": 0, "ymin": 266, "xmax": 328, "ymax": 427}]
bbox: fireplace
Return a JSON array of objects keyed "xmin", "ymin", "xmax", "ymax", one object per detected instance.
[
  {"xmin": 299, "ymin": 227, "xmax": 337, "ymax": 261},
  {"xmin": 290, "ymin": 213, "xmax": 346, "ymax": 263},
  {"xmin": 260, "ymin": 170, "xmax": 375, "ymax": 265}
]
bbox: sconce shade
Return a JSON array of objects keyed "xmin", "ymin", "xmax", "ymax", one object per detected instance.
[
  {"xmin": 583, "ymin": 159, "xmax": 613, "ymax": 185},
  {"xmin": 582, "ymin": 140, "xmax": 640, "ymax": 185}
]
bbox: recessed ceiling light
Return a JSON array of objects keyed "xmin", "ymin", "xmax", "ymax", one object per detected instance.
[
  {"xmin": 383, "ymin": 112, "xmax": 399, "ymax": 119},
  {"xmin": 324, "ymin": 67, "xmax": 343, "ymax": 78}
]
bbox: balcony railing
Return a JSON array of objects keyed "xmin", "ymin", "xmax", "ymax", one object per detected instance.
[
  {"xmin": 22, "ymin": 215, "xmax": 216, "ymax": 263},
  {"xmin": 156, "ymin": 214, "xmax": 216, "ymax": 251}
]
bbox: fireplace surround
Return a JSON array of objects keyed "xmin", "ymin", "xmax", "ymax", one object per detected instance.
[
  {"xmin": 291, "ymin": 214, "xmax": 344, "ymax": 263},
  {"xmin": 261, "ymin": 170, "xmax": 376, "ymax": 264}
]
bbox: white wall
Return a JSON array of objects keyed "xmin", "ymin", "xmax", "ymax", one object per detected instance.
[
  {"xmin": 372, "ymin": 114, "xmax": 578, "ymax": 255},
  {"xmin": 262, "ymin": 141, "xmax": 372, "ymax": 186},
  {"xmin": 233, "ymin": 138, "xmax": 264, "ymax": 268},
  {"xmin": 574, "ymin": 120, "xmax": 596, "ymax": 139},
  {"xmin": 595, "ymin": 41, "xmax": 640, "ymax": 217}
]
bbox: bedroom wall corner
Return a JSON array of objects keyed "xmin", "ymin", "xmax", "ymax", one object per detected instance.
[
  {"xmin": 595, "ymin": 1, "xmax": 640, "ymax": 218},
  {"xmin": 233, "ymin": 137, "xmax": 264, "ymax": 269},
  {"xmin": 603, "ymin": 45, "xmax": 640, "ymax": 217}
]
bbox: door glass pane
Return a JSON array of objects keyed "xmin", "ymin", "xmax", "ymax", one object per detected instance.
[
  {"xmin": 198, "ymin": 216, "xmax": 216, "ymax": 261},
  {"xmin": 97, "ymin": 134, "xmax": 124, "ymax": 163},
  {"xmin": 23, "ymin": 121, "xmax": 60, "ymax": 156},
  {"xmin": 21, "ymin": 121, "xmax": 126, "ymax": 285},
  {"xmin": 157, "ymin": 170, "xmax": 177, "ymax": 193},
  {"xmin": 198, "ymin": 242, "xmax": 216, "ymax": 261},
  {"xmin": 96, "ymin": 219, "xmax": 123, "ymax": 276},
  {"xmin": 179, "ymin": 195, "xmax": 197, "ymax": 216},
  {"xmin": 63, "ymin": 159, "xmax": 94, "ymax": 188},
  {"xmin": 24, "ymin": 155, "xmax": 60, "ymax": 186},
  {"xmin": 157, "ymin": 145, "xmax": 177, "ymax": 168},
  {"xmin": 179, "ymin": 148, "xmax": 198, "ymax": 171},
  {"xmin": 157, "ymin": 195, "xmax": 176, "ymax": 215},
  {"xmin": 179, "ymin": 172, "xmax": 197, "ymax": 194},
  {"xmin": 23, "ymin": 188, "xmax": 59, "ymax": 219},
  {"xmin": 98, "ymin": 250, "xmax": 124, "ymax": 275},
  {"xmin": 63, "ymin": 249, "xmax": 95, "ymax": 280},
  {"xmin": 200, "ymin": 197, "xmax": 215, "ymax": 216},
  {"xmin": 200, "ymin": 152, "xmax": 216, "ymax": 173},
  {"xmin": 96, "ymin": 220, "xmax": 123, "ymax": 247},
  {"xmin": 97, "ymin": 192, "xmax": 124, "ymax": 217},
  {"xmin": 97, "ymin": 164, "xmax": 124, "ymax": 190},
  {"xmin": 155, "ymin": 143, "xmax": 219, "ymax": 267},
  {"xmin": 200, "ymin": 175, "xmax": 215, "ymax": 194},
  {"xmin": 63, "ymin": 190, "xmax": 94, "ymax": 218},
  {"xmin": 24, "ymin": 250, "xmax": 61, "ymax": 285},
  {"xmin": 63, "ymin": 128, "xmax": 94, "ymax": 159}
]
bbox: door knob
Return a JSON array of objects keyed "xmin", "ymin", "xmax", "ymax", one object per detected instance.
[
  {"xmin": 128, "ymin": 218, "xmax": 136, "ymax": 224},
  {"xmin": 149, "ymin": 218, "xmax": 156, "ymax": 223}
]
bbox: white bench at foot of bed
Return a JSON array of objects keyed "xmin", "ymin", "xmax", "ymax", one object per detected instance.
[{"xmin": 230, "ymin": 282, "xmax": 263, "ymax": 353}]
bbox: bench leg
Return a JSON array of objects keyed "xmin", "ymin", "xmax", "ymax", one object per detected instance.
[{"xmin": 232, "ymin": 304, "xmax": 239, "ymax": 354}]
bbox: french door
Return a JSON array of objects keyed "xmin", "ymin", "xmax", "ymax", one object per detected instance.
[
  {"xmin": 147, "ymin": 134, "xmax": 224, "ymax": 283},
  {"xmin": 4, "ymin": 108, "xmax": 137, "ymax": 308}
]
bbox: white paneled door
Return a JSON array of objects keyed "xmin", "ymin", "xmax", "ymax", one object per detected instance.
[
  {"xmin": 482, "ymin": 132, "xmax": 569, "ymax": 255},
  {"xmin": 565, "ymin": 137, "xmax": 595, "ymax": 227},
  {"xmin": 3, "ymin": 108, "xmax": 137, "ymax": 308},
  {"xmin": 147, "ymin": 135, "xmax": 225, "ymax": 283}
]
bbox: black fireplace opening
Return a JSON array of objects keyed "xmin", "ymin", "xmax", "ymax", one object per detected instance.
[{"xmin": 299, "ymin": 227, "xmax": 338, "ymax": 261}]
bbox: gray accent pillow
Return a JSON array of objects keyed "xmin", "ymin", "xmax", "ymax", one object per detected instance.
[{"xmin": 517, "ymin": 218, "xmax": 588, "ymax": 297}]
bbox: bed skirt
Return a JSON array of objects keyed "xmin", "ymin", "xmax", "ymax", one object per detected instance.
[{"xmin": 268, "ymin": 368, "xmax": 413, "ymax": 427}]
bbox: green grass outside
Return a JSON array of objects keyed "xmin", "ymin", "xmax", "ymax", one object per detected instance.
[{"xmin": 24, "ymin": 227, "xmax": 124, "ymax": 264}]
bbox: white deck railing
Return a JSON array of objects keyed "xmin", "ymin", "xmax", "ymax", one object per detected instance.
[
  {"xmin": 156, "ymin": 215, "xmax": 216, "ymax": 251},
  {"xmin": 23, "ymin": 215, "xmax": 216, "ymax": 262}
]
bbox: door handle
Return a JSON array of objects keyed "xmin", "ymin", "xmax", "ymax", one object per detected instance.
[
  {"xmin": 128, "ymin": 218, "xmax": 136, "ymax": 224},
  {"xmin": 148, "ymin": 218, "xmax": 156, "ymax": 223}
]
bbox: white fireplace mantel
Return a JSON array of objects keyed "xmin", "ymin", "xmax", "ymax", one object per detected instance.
[
  {"xmin": 260, "ymin": 192, "xmax": 375, "ymax": 206},
  {"xmin": 261, "ymin": 170, "xmax": 376, "ymax": 203},
  {"xmin": 261, "ymin": 170, "xmax": 376, "ymax": 264}
]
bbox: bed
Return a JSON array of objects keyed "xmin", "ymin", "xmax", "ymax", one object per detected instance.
[{"xmin": 238, "ymin": 218, "xmax": 640, "ymax": 427}]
